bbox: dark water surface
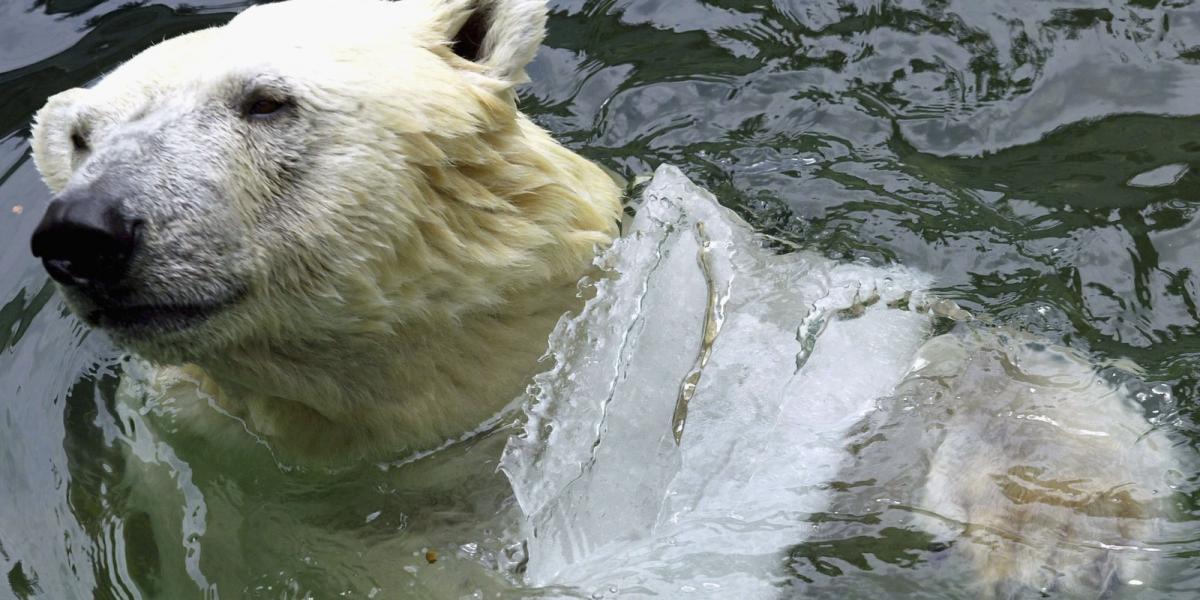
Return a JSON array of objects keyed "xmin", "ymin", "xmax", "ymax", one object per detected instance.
[{"xmin": 2, "ymin": 0, "xmax": 1200, "ymax": 598}]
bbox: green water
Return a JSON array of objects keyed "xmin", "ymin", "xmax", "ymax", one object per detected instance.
[{"xmin": 1, "ymin": 0, "xmax": 1199, "ymax": 597}]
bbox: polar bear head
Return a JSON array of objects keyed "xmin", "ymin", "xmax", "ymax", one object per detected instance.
[{"xmin": 29, "ymin": 0, "xmax": 618, "ymax": 369}]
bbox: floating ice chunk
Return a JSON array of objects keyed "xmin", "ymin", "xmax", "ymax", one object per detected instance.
[{"xmin": 500, "ymin": 165, "xmax": 932, "ymax": 597}]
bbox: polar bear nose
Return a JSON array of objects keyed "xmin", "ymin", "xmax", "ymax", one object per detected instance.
[{"xmin": 30, "ymin": 189, "xmax": 141, "ymax": 288}]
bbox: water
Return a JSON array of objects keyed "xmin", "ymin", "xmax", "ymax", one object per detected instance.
[
  {"xmin": 2, "ymin": 0, "xmax": 1199, "ymax": 598},
  {"xmin": 502, "ymin": 165, "xmax": 935, "ymax": 596}
]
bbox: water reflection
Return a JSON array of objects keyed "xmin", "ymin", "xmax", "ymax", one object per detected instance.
[
  {"xmin": 32, "ymin": 1, "xmax": 109, "ymax": 17},
  {"xmin": 0, "ymin": 4, "xmax": 235, "ymax": 137}
]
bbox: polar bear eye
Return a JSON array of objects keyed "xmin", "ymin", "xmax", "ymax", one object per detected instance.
[{"xmin": 245, "ymin": 97, "xmax": 287, "ymax": 119}]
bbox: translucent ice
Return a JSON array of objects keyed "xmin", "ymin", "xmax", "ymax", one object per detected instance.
[{"xmin": 500, "ymin": 165, "xmax": 933, "ymax": 596}]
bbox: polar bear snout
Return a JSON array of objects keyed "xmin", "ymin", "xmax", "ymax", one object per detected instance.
[
  {"xmin": 29, "ymin": 168, "xmax": 250, "ymax": 346},
  {"xmin": 31, "ymin": 187, "xmax": 141, "ymax": 289}
]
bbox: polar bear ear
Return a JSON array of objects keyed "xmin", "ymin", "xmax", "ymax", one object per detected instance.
[
  {"xmin": 437, "ymin": 0, "xmax": 547, "ymax": 84},
  {"xmin": 31, "ymin": 87, "xmax": 89, "ymax": 193}
]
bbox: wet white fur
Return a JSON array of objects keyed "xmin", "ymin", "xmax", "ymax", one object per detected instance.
[{"xmin": 31, "ymin": 0, "xmax": 622, "ymax": 463}]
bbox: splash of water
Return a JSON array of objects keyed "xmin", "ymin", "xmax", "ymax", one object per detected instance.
[{"xmin": 500, "ymin": 165, "xmax": 932, "ymax": 596}]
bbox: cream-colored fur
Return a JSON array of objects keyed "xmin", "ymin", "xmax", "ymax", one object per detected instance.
[{"xmin": 31, "ymin": 0, "xmax": 621, "ymax": 463}]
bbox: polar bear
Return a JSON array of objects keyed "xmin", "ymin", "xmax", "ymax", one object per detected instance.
[{"xmin": 29, "ymin": 0, "xmax": 621, "ymax": 463}]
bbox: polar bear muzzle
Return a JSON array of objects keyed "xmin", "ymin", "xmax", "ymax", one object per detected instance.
[
  {"xmin": 31, "ymin": 184, "xmax": 140, "ymax": 289},
  {"xmin": 29, "ymin": 173, "xmax": 245, "ymax": 338},
  {"xmin": 28, "ymin": 142, "xmax": 250, "ymax": 343}
]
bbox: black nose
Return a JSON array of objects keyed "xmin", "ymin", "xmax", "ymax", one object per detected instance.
[{"xmin": 30, "ymin": 189, "xmax": 140, "ymax": 288}]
